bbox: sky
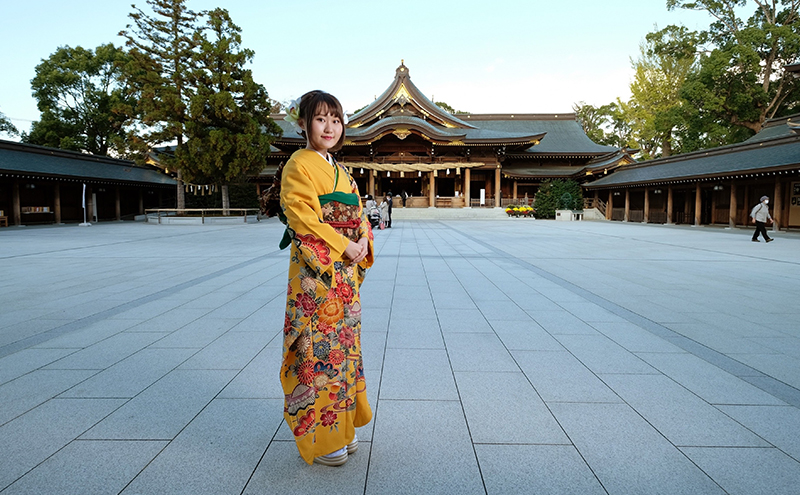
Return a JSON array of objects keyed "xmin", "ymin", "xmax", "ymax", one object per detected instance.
[{"xmin": 0, "ymin": 0, "xmax": 725, "ymax": 137}]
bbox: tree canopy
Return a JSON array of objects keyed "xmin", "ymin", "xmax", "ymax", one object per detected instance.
[
  {"xmin": 24, "ymin": 43, "xmax": 133, "ymax": 155},
  {"xmin": 180, "ymin": 8, "xmax": 281, "ymax": 209},
  {"xmin": 0, "ymin": 110, "xmax": 18, "ymax": 137}
]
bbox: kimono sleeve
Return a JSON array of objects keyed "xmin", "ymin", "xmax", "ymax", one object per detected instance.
[{"xmin": 280, "ymin": 161, "xmax": 350, "ymax": 274}]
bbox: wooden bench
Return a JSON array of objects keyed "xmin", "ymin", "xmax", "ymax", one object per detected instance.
[{"xmin": 0, "ymin": 216, "xmax": 7, "ymax": 227}]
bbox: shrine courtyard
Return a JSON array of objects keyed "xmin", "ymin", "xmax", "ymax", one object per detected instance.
[{"xmin": 1, "ymin": 218, "xmax": 799, "ymax": 494}]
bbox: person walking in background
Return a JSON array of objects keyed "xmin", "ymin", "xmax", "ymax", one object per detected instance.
[
  {"xmin": 279, "ymin": 90, "xmax": 374, "ymax": 466},
  {"xmin": 401, "ymin": 190, "xmax": 408, "ymax": 207},
  {"xmin": 750, "ymin": 195, "xmax": 774, "ymax": 242},
  {"xmin": 384, "ymin": 192, "xmax": 393, "ymax": 227}
]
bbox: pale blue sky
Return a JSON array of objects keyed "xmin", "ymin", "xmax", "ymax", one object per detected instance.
[{"xmin": 1, "ymin": 0, "xmax": 724, "ymax": 136}]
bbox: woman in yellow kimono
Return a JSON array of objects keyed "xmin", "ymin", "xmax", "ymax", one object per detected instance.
[{"xmin": 279, "ymin": 90, "xmax": 374, "ymax": 466}]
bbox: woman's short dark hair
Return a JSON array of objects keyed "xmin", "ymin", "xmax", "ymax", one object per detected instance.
[{"xmin": 298, "ymin": 90, "xmax": 346, "ymax": 151}]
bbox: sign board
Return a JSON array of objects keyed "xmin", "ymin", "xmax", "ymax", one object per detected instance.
[
  {"xmin": 479, "ymin": 188, "xmax": 485, "ymax": 206},
  {"xmin": 789, "ymin": 181, "xmax": 800, "ymax": 227}
]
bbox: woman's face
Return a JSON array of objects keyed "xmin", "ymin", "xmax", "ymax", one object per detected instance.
[{"xmin": 303, "ymin": 112, "xmax": 342, "ymax": 154}]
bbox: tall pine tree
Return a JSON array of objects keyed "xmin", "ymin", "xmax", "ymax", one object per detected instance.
[
  {"xmin": 120, "ymin": 0, "xmax": 204, "ymax": 209},
  {"xmin": 180, "ymin": 8, "xmax": 281, "ymax": 212}
]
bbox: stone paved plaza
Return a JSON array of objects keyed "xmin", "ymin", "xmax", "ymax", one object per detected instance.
[{"xmin": 1, "ymin": 217, "xmax": 800, "ymax": 494}]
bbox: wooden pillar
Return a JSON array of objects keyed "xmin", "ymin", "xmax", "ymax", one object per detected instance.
[
  {"xmin": 115, "ymin": 186, "xmax": 122, "ymax": 221},
  {"xmin": 624, "ymin": 189, "xmax": 630, "ymax": 222},
  {"xmin": 683, "ymin": 189, "xmax": 691, "ymax": 224},
  {"xmin": 729, "ymin": 182, "xmax": 737, "ymax": 229},
  {"xmin": 464, "ymin": 168, "xmax": 471, "ymax": 207},
  {"xmin": 694, "ymin": 182, "xmax": 702, "ymax": 226},
  {"xmin": 12, "ymin": 180, "xmax": 21, "ymax": 226},
  {"xmin": 86, "ymin": 185, "xmax": 94, "ymax": 223},
  {"xmin": 667, "ymin": 186, "xmax": 673, "ymax": 224},
  {"xmin": 606, "ymin": 190, "xmax": 613, "ymax": 220},
  {"xmin": 494, "ymin": 167, "xmax": 502, "ymax": 207},
  {"xmin": 513, "ymin": 180, "xmax": 518, "ymax": 200},
  {"xmin": 369, "ymin": 171, "xmax": 375, "ymax": 198},
  {"xmin": 711, "ymin": 188, "xmax": 717, "ymax": 225},
  {"xmin": 428, "ymin": 171, "xmax": 436, "ymax": 207},
  {"xmin": 773, "ymin": 179, "xmax": 782, "ymax": 232},
  {"xmin": 643, "ymin": 187, "xmax": 650, "ymax": 223},
  {"xmin": 54, "ymin": 184, "xmax": 62, "ymax": 224},
  {"xmin": 742, "ymin": 184, "xmax": 750, "ymax": 225}
]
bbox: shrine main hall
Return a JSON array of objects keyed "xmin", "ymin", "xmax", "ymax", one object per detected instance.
[{"xmin": 262, "ymin": 63, "xmax": 634, "ymax": 208}]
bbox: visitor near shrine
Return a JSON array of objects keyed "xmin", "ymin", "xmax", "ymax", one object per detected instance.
[
  {"xmin": 750, "ymin": 195, "xmax": 774, "ymax": 242},
  {"xmin": 278, "ymin": 90, "xmax": 374, "ymax": 466}
]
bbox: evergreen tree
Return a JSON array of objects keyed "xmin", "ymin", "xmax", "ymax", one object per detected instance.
[
  {"xmin": 180, "ymin": 8, "xmax": 281, "ymax": 212},
  {"xmin": 533, "ymin": 179, "xmax": 583, "ymax": 219},
  {"xmin": 120, "ymin": 0, "xmax": 204, "ymax": 209},
  {"xmin": 24, "ymin": 44, "xmax": 132, "ymax": 155}
]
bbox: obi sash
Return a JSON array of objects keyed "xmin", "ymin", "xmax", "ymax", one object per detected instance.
[{"xmin": 279, "ymin": 160, "xmax": 361, "ymax": 250}]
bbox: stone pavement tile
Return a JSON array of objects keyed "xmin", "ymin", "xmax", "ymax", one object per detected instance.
[
  {"xmin": 386, "ymin": 318, "xmax": 443, "ymax": 349},
  {"xmin": 59, "ymin": 348, "xmax": 196, "ymax": 398},
  {"xmin": 476, "ymin": 444, "xmax": 605, "ymax": 495},
  {"xmin": 475, "ymin": 300, "xmax": 530, "ymax": 321},
  {"xmin": 622, "ymin": 298, "xmax": 699, "ymax": 324},
  {"xmin": 751, "ymin": 336, "xmax": 800, "ymax": 359},
  {"xmin": 528, "ymin": 310, "xmax": 599, "ymax": 335},
  {"xmin": 0, "ymin": 398, "xmax": 125, "ymax": 491},
  {"xmin": 360, "ymin": 330, "xmax": 388, "ymax": 368},
  {"xmin": 554, "ymin": 301, "xmax": 626, "ymax": 323},
  {"xmin": 361, "ymin": 309, "xmax": 390, "ymax": 332},
  {"xmin": 554, "ymin": 335, "xmax": 657, "ymax": 374},
  {"xmin": 178, "ymin": 291, "xmax": 241, "ymax": 311},
  {"xmin": 504, "ymin": 291, "xmax": 555, "ymax": 311},
  {"xmin": 204, "ymin": 297, "xmax": 266, "ymax": 319},
  {"xmin": 0, "ymin": 369, "xmax": 97, "ymax": 425},
  {"xmin": 679, "ymin": 447, "xmax": 800, "ymax": 495},
  {"xmin": 600, "ymin": 374, "xmax": 770, "ymax": 447},
  {"xmin": 512, "ymin": 350, "xmax": 622, "ymax": 403},
  {"xmin": 636, "ymin": 352, "xmax": 786, "ymax": 405},
  {"xmin": 43, "ymin": 332, "xmax": 166, "ymax": 370},
  {"xmin": 82, "ymin": 369, "xmax": 237, "ymax": 440},
  {"xmin": 431, "ymin": 291, "xmax": 477, "ymax": 310},
  {"xmin": 455, "ymin": 371, "xmax": 568, "ymax": 444},
  {"xmin": 550, "ymin": 402, "xmax": 725, "ymax": 495},
  {"xmin": 148, "ymin": 317, "xmax": 241, "ymax": 348},
  {"xmin": 539, "ymin": 287, "xmax": 588, "ymax": 304},
  {"xmin": 719, "ymin": 405, "xmax": 800, "ymax": 459},
  {"xmin": 365, "ymin": 400, "xmax": 484, "ymax": 495},
  {"xmin": 1, "ymin": 439, "xmax": 167, "ymax": 495},
  {"xmin": 242, "ymin": 440, "xmax": 370, "ymax": 494},
  {"xmin": 125, "ymin": 308, "xmax": 206, "ymax": 333},
  {"xmin": 232, "ymin": 302, "xmax": 284, "ymax": 332},
  {"xmin": 218, "ymin": 346, "xmax": 283, "ymax": 399},
  {"xmin": 0, "ymin": 348, "xmax": 77, "ymax": 385},
  {"xmin": 444, "ymin": 333, "xmax": 519, "ymax": 372},
  {"xmin": 379, "ymin": 348, "xmax": 458, "ymax": 400},
  {"xmin": 589, "ymin": 321, "xmax": 684, "ymax": 353},
  {"xmin": 724, "ymin": 352, "xmax": 800, "ymax": 390},
  {"xmin": 665, "ymin": 323, "xmax": 779, "ymax": 354},
  {"xmin": 31, "ymin": 319, "xmax": 141, "ymax": 350},
  {"xmin": 120, "ymin": 398, "xmax": 281, "ymax": 495},
  {"xmin": 109, "ymin": 299, "xmax": 182, "ymax": 321},
  {"xmin": 436, "ymin": 308, "xmax": 493, "ymax": 333},
  {"xmin": 0, "ymin": 319, "xmax": 71, "ymax": 347},
  {"xmin": 390, "ymin": 300, "xmax": 437, "ymax": 320},
  {"xmin": 489, "ymin": 319, "xmax": 565, "ymax": 351},
  {"xmin": 178, "ymin": 331, "xmax": 270, "ymax": 370}
]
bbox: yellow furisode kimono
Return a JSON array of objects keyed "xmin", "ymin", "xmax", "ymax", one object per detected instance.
[{"xmin": 279, "ymin": 149, "xmax": 374, "ymax": 464}]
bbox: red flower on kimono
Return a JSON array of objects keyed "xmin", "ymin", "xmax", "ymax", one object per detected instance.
[
  {"xmin": 293, "ymin": 409, "xmax": 316, "ymax": 437},
  {"xmin": 297, "ymin": 361, "xmax": 315, "ymax": 385},
  {"xmin": 320, "ymin": 410, "xmax": 337, "ymax": 427},
  {"xmin": 294, "ymin": 292, "xmax": 317, "ymax": 314},
  {"xmin": 287, "ymin": 283, "xmax": 292, "ymax": 296},
  {"xmin": 336, "ymin": 283, "xmax": 354, "ymax": 304},
  {"xmin": 335, "ymin": 272, "xmax": 344, "ymax": 285},
  {"xmin": 328, "ymin": 349, "xmax": 345, "ymax": 365},
  {"xmin": 296, "ymin": 233, "xmax": 331, "ymax": 266},
  {"xmin": 339, "ymin": 327, "xmax": 355, "ymax": 348},
  {"xmin": 318, "ymin": 322, "xmax": 336, "ymax": 335},
  {"xmin": 283, "ymin": 313, "xmax": 293, "ymax": 335}
]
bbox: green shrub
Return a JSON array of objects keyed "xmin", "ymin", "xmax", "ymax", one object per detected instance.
[{"xmin": 533, "ymin": 179, "xmax": 583, "ymax": 219}]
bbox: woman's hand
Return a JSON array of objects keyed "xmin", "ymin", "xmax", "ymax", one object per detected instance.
[{"xmin": 344, "ymin": 239, "xmax": 368, "ymax": 263}]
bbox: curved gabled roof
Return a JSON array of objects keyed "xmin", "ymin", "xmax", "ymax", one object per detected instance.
[{"xmin": 348, "ymin": 63, "xmax": 476, "ymax": 130}]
